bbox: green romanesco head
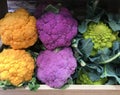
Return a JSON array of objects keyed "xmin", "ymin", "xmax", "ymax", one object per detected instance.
[
  {"xmin": 84, "ymin": 22, "xmax": 117, "ymax": 55},
  {"xmin": 76, "ymin": 71, "xmax": 107, "ymax": 85}
]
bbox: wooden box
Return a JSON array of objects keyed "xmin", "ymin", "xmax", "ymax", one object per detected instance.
[
  {"xmin": 0, "ymin": 0, "xmax": 120, "ymax": 95},
  {"xmin": 0, "ymin": 85, "xmax": 120, "ymax": 95}
]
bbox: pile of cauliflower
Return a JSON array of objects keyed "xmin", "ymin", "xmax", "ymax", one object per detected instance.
[
  {"xmin": 36, "ymin": 7, "xmax": 78, "ymax": 88},
  {"xmin": 0, "ymin": 2, "xmax": 119, "ymax": 90},
  {"xmin": 0, "ymin": 8, "xmax": 37, "ymax": 87},
  {"xmin": 0, "ymin": 7, "xmax": 78, "ymax": 89}
]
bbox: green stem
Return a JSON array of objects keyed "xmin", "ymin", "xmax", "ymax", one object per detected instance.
[
  {"xmin": 100, "ymin": 52, "xmax": 120, "ymax": 64},
  {"xmin": 80, "ymin": 59, "xmax": 87, "ymax": 67}
]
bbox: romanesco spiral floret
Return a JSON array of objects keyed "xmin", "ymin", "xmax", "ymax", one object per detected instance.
[{"xmin": 84, "ymin": 22, "xmax": 116, "ymax": 54}]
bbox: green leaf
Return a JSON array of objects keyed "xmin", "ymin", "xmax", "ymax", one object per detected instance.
[
  {"xmin": 60, "ymin": 84, "xmax": 70, "ymax": 89},
  {"xmin": 86, "ymin": 64, "xmax": 103, "ymax": 73},
  {"xmin": 98, "ymin": 48, "xmax": 111, "ymax": 55},
  {"xmin": 100, "ymin": 52, "xmax": 120, "ymax": 64},
  {"xmin": 101, "ymin": 64, "xmax": 120, "ymax": 84},
  {"xmin": 105, "ymin": 78, "xmax": 118, "ymax": 85},
  {"xmin": 87, "ymin": 10, "xmax": 104, "ymax": 23},
  {"xmin": 28, "ymin": 84, "xmax": 40, "ymax": 91},
  {"xmin": 78, "ymin": 64, "xmax": 104, "ymax": 82},
  {"xmin": 107, "ymin": 14, "xmax": 120, "ymax": 31},
  {"xmin": 44, "ymin": 4, "xmax": 59, "ymax": 14},
  {"xmin": 0, "ymin": 80, "xmax": 15, "ymax": 90},
  {"xmin": 60, "ymin": 78, "xmax": 73, "ymax": 89},
  {"xmin": 112, "ymin": 41, "xmax": 120, "ymax": 54},
  {"xmin": 108, "ymin": 21, "xmax": 120, "ymax": 32},
  {"xmin": 80, "ymin": 39, "xmax": 93, "ymax": 57},
  {"xmin": 28, "ymin": 78, "xmax": 40, "ymax": 91},
  {"xmin": 78, "ymin": 21, "xmax": 89, "ymax": 33},
  {"xmin": 88, "ymin": 72, "xmax": 100, "ymax": 81},
  {"xmin": 78, "ymin": 10, "xmax": 103, "ymax": 34}
]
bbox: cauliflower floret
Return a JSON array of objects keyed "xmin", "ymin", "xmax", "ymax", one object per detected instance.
[
  {"xmin": 0, "ymin": 49, "xmax": 35, "ymax": 86},
  {"xmin": 36, "ymin": 48, "xmax": 77, "ymax": 88},
  {"xmin": 0, "ymin": 8, "xmax": 38, "ymax": 49},
  {"xmin": 84, "ymin": 22, "xmax": 117, "ymax": 54},
  {"xmin": 36, "ymin": 7, "xmax": 78, "ymax": 50}
]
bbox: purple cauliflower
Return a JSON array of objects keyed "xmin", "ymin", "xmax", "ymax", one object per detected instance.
[
  {"xmin": 36, "ymin": 7, "xmax": 78, "ymax": 50},
  {"xmin": 36, "ymin": 47, "xmax": 77, "ymax": 88}
]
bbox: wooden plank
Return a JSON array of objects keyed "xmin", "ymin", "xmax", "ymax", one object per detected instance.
[{"xmin": 0, "ymin": 85, "xmax": 120, "ymax": 95}]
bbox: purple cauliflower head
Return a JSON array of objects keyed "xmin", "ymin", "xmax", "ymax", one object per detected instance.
[
  {"xmin": 36, "ymin": 7, "xmax": 78, "ymax": 50},
  {"xmin": 36, "ymin": 47, "xmax": 77, "ymax": 88}
]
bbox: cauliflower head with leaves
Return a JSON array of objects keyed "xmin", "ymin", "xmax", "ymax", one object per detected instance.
[
  {"xmin": 76, "ymin": 70, "xmax": 107, "ymax": 85},
  {"xmin": 36, "ymin": 48, "xmax": 77, "ymax": 88},
  {"xmin": 84, "ymin": 22, "xmax": 117, "ymax": 54},
  {"xmin": 0, "ymin": 49, "xmax": 35, "ymax": 86},
  {"xmin": 36, "ymin": 7, "xmax": 78, "ymax": 50},
  {"xmin": 0, "ymin": 8, "xmax": 38, "ymax": 49}
]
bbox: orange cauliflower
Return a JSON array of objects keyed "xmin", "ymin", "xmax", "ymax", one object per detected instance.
[
  {"xmin": 0, "ymin": 8, "xmax": 38, "ymax": 49},
  {"xmin": 0, "ymin": 49, "xmax": 35, "ymax": 86}
]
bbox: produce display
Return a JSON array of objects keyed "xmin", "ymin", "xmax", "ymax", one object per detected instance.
[{"xmin": 0, "ymin": 0, "xmax": 119, "ymax": 91}]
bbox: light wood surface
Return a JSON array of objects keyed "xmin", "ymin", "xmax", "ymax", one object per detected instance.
[{"xmin": 0, "ymin": 85, "xmax": 120, "ymax": 95}]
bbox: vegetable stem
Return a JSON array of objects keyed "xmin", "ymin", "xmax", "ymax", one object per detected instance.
[{"xmin": 100, "ymin": 52, "xmax": 120, "ymax": 64}]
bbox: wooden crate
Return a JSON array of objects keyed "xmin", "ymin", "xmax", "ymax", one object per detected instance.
[
  {"xmin": 0, "ymin": 0, "xmax": 120, "ymax": 95},
  {"xmin": 0, "ymin": 85, "xmax": 120, "ymax": 95}
]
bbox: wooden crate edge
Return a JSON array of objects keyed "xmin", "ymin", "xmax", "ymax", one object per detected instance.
[{"xmin": 0, "ymin": 85, "xmax": 120, "ymax": 95}]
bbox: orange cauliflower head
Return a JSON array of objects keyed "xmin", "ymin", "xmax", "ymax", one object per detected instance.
[
  {"xmin": 0, "ymin": 8, "xmax": 38, "ymax": 49},
  {"xmin": 0, "ymin": 49, "xmax": 35, "ymax": 86}
]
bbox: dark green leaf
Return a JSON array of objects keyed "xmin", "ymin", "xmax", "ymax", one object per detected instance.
[
  {"xmin": 107, "ymin": 14, "xmax": 120, "ymax": 31},
  {"xmin": 60, "ymin": 84, "xmax": 70, "ymax": 89},
  {"xmin": 80, "ymin": 39, "xmax": 93, "ymax": 57},
  {"xmin": 28, "ymin": 78, "xmax": 40, "ymax": 91},
  {"xmin": 0, "ymin": 81, "xmax": 15, "ymax": 90},
  {"xmin": 87, "ymin": 64, "xmax": 103, "ymax": 73},
  {"xmin": 89, "ymin": 56, "xmax": 101, "ymax": 63},
  {"xmin": 98, "ymin": 48, "xmax": 111, "ymax": 55},
  {"xmin": 105, "ymin": 78, "xmax": 117, "ymax": 85},
  {"xmin": 100, "ymin": 52, "xmax": 120, "ymax": 64},
  {"xmin": 88, "ymin": 72, "xmax": 100, "ymax": 81},
  {"xmin": 112, "ymin": 41, "xmax": 120, "ymax": 54},
  {"xmin": 101, "ymin": 64, "xmax": 120, "ymax": 84},
  {"xmin": 97, "ymin": 48, "xmax": 111, "ymax": 63},
  {"xmin": 78, "ymin": 21, "xmax": 88, "ymax": 33},
  {"xmin": 60, "ymin": 78, "xmax": 73, "ymax": 89},
  {"xmin": 108, "ymin": 21, "xmax": 120, "ymax": 32},
  {"xmin": 78, "ymin": 10, "xmax": 104, "ymax": 34},
  {"xmin": 79, "ymin": 64, "xmax": 103, "ymax": 82}
]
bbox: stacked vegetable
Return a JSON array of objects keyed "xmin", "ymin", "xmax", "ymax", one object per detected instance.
[
  {"xmin": 0, "ymin": 8, "xmax": 37, "ymax": 89},
  {"xmin": 72, "ymin": 1, "xmax": 120, "ymax": 85},
  {"xmin": 36, "ymin": 6, "xmax": 78, "ymax": 88},
  {"xmin": 0, "ymin": 0, "xmax": 119, "ymax": 90},
  {"xmin": 0, "ymin": 5, "xmax": 78, "ymax": 89}
]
